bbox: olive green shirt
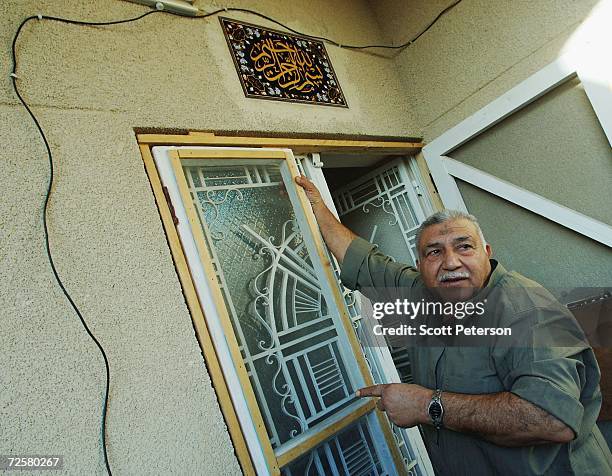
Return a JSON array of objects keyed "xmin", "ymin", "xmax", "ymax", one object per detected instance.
[{"xmin": 341, "ymin": 237, "xmax": 612, "ymax": 476}]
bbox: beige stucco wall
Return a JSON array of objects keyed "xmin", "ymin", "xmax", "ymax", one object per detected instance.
[
  {"xmin": 370, "ymin": 0, "xmax": 608, "ymax": 140},
  {"xmin": 0, "ymin": 1, "xmax": 412, "ymax": 474},
  {"xmin": 449, "ymin": 75, "xmax": 612, "ymax": 290}
]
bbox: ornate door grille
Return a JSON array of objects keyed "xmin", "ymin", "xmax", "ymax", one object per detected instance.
[{"xmin": 161, "ymin": 148, "xmax": 406, "ymax": 475}]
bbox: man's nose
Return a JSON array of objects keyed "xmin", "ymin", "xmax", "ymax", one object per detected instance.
[{"xmin": 442, "ymin": 250, "xmax": 462, "ymax": 270}]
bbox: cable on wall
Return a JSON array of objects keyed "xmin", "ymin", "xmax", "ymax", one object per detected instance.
[
  {"xmin": 9, "ymin": 2, "xmax": 464, "ymax": 475},
  {"xmin": 204, "ymin": 1, "xmax": 464, "ymax": 50},
  {"xmin": 10, "ymin": 10, "xmax": 161, "ymax": 476}
]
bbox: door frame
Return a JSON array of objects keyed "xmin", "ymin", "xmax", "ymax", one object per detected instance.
[
  {"xmin": 154, "ymin": 146, "xmax": 405, "ymax": 475},
  {"xmin": 137, "ymin": 133, "xmax": 429, "ymax": 475},
  {"xmin": 422, "ymin": 51, "xmax": 612, "ymax": 248}
]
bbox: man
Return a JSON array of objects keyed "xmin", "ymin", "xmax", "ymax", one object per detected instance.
[{"xmin": 295, "ymin": 176, "xmax": 612, "ymax": 475}]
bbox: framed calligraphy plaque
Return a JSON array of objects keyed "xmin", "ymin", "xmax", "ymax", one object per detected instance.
[{"xmin": 220, "ymin": 17, "xmax": 348, "ymax": 107}]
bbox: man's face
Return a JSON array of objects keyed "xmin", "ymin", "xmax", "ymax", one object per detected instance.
[{"xmin": 417, "ymin": 218, "xmax": 492, "ymax": 301}]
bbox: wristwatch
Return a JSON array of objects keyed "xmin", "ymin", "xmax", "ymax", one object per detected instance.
[{"xmin": 427, "ymin": 389, "xmax": 444, "ymax": 430}]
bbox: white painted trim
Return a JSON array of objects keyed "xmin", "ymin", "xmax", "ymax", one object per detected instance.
[
  {"xmin": 578, "ymin": 64, "xmax": 612, "ymax": 145},
  {"xmin": 422, "ymin": 146, "xmax": 468, "ymax": 212},
  {"xmin": 423, "ymin": 58, "xmax": 576, "ymax": 157},
  {"xmin": 302, "ymin": 153, "xmax": 340, "ymax": 220},
  {"xmin": 443, "ymin": 157, "xmax": 612, "ymax": 247},
  {"xmin": 422, "ymin": 52, "xmax": 612, "ymax": 247}
]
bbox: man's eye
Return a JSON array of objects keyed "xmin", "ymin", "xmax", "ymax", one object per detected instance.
[
  {"xmin": 458, "ymin": 244, "xmax": 473, "ymax": 250},
  {"xmin": 428, "ymin": 249, "xmax": 440, "ymax": 256}
]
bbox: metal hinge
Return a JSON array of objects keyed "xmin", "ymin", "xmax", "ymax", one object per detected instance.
[
  {"xmin": 162, "ymin": 186, "xmax": 179, "ymax": 225},
  {"xmin": 412, "ymin": 180, "xmax": 423, "ymax": 196},
  {"xmin": 310, "ymin": 153, "xmax": 324, "ymax": 168}
]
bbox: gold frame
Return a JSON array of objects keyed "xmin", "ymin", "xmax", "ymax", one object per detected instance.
[{"xmin": 219, "ymin": 17, "xmax": 348, "ymax": 108}]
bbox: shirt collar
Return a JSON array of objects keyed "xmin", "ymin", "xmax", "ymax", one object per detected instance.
[{"xmin": 470, "ymin": 259, "xmax": 507, "ymax": 301}]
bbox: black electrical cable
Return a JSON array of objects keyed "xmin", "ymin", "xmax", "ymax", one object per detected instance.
[
  {"xmin": 402, "ymin": 0, "xmax": 463, "ymax": 48},
  {"xmin": 10, "ymin": 10, "xmax": 161, "ymax": 476},
  {"xmin": 206, "ymin": 1, "xmax": 463, "ymax": 50},
  {"xmin": 10, "ymin": 3, "xmax": 463, "ymax": 474}
]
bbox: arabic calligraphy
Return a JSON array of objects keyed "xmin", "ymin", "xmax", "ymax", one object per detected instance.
[
  {"xmin": 250, "ymin": 38, "xmax": 324, "ymax": 93},
  {"xmin": 220, "ymin": 18, "xmax": 347, "ymax": 107}
]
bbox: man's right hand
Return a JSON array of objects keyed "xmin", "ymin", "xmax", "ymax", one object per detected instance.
[
  {"xmin": 293, "ymin": 175, "xmax": 356, "ymax": 264},
  {"xmin": 295, "ymin": 175, "xmax": 324, "ymax": 207}
]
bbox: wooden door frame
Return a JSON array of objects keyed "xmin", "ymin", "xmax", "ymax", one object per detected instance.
[{"xmin": 137, "ymin": 132, "xmax": 425, "ymax": 475}]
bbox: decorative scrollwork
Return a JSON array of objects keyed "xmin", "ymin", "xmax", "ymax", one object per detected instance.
[
  {"xmin": 343, "ymin": 289, "xmax": 357, "ymax": 308},
  {"xmin": 247, "ymin": 247, "xmax": 276, "ymax": 351},
  {"xmin": 241, "ymin": 218, "xmax": 330, "ymax": 443},
  {"xmin": 266, "ymin": 352, "xmax": 306, "ymax": 437},
  {"xmin": 201, "ymin": 189, "xmax": 244, "ymax": 220},
  {"xmin": 268, "ymin": 219, "xmax": 297, "ymax": 249},
  {"xmin": 304, "ymin": 452, "xmax": 315, "ymax": 475},
  {"xmin": 362, "ymin": 196, "xmax": 398, "ymax": 226},
  {"xmin": 210, "ymin": 230, "xmax": 225, "ymax": 241}
]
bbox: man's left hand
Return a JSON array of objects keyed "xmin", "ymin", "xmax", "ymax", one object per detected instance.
[{"xmin": 357, "ymin": 384, "xmax": 433, "ymax": 428}]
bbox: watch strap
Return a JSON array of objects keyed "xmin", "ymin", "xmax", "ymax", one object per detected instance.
[{"xmin": 428, "ymin": 388, "xmax": 444, "ymax": 430}]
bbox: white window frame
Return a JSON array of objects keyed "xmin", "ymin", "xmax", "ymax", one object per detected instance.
[{"xmin": 422, "ymin": 51, "xmax": 612, "ymax": 248}]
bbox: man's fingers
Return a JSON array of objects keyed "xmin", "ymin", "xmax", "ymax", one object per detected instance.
[
  {"xmin": 295, "ymin": 175, "xmax": 314, "ymax": 191},
  {"xmin": 356, "ymin": 384, "xmax": 384, "ymax": 398},
  {"xmin": 376, "ymin": 399, "xmax": 386, "ymax": 411}
]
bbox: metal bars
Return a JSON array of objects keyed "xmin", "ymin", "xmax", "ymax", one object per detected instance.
[
  {"xmin": 302, "ymin": 154, "xmax": 435, "ymax": 475},
  {"xmin": 333, "ymin": 160, "xmax": 427, "ymax": 268},
  {"xmin": 157, "ymin": 147, "xmax": 406, "ymax": 475}
]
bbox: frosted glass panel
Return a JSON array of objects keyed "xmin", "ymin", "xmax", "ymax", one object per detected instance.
[
  {"xmin": 281, "ymin": 417, "xmax": 384, "ymax": 476},
  {"xmin": 450, "ymin": 77, "xmax": 612, "ymax": 225},
  {"xmin": 183, "ymin": 162, "xmax": 356, "ymax": 448},
  {"xmin": 333, "ymin": 163, "xmax": 423, "ymax": 385},
  {"xmin": 342, "ymin": 204, "xmax": 416, "ymax": 266},
  {"xmin": 456, "ymin": 179, "xmax": 612, "ymax": 296}
]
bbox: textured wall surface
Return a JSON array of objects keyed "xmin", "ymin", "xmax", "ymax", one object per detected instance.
[
  {"xmin": 3, "ymin": 0, "xmax": 611, "ymax": 473},
  {"xmin": 370, "ymin": 0, "xmax": 606, "ymax": 139},
  {"xmin": 450, "ymin": 77, "xmax": 612, "ymax": 226},
  {"xmin": 0, "ymin": 0, "xmax": 411, "ymax": 474},
  {"xmin": 0, "ymin": 107, "xmax": 246, "ymax": 474},
  {"xmin": 368, "ymin": 0, "xmax": 611, "ymax": 286},
  {"xmin": 1, "ymin": 1, "xmax": 415, "ymax": 135}
]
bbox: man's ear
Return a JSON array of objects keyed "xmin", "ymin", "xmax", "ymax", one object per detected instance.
[
  {"xmin": 485, "ymin": 244, "xmax": 492, "ymax": 258},
  {"xmin": 416, "ymin": 259, "xmax": 421, "ymax": 271}
]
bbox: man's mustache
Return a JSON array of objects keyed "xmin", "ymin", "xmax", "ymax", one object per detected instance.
[{"xmin": 438, "ymin": 271, "xmax": 470, "ymax": 282}]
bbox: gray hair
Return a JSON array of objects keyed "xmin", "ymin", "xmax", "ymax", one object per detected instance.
[{"xmin": 415, "ymin": 209, "xmax": 487, "ymax": 258}]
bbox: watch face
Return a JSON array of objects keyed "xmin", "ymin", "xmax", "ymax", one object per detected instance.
[{"xmin": 429, "ymin": 401, "xmax": 442, "ymax": 419}]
